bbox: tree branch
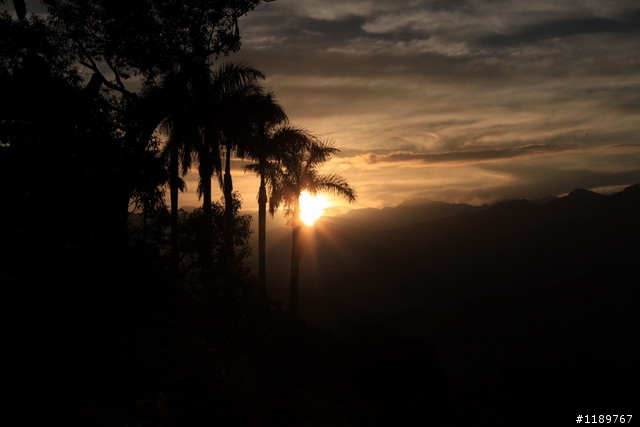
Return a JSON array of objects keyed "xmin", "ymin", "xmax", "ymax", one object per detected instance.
[{"xmin": 76, "ymin": 40, "xmax": 136, "ymax": 100}]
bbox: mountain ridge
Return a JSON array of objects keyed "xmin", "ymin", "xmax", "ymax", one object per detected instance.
[
  {"xmin": 257, "ymin": 184, "xmax": 639, "ymax": 418},
  {"xmin": 322, "ymin": 198, "xmax": 485, "ymax": 230},
  {"xmin": 258, "ymin": 183, "xmax": 640, "ymax": 325}
]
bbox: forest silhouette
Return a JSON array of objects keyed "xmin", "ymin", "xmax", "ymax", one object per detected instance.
[{"xmin": 2, "ymin": 1, "xmax": 638, "ymax": 426}]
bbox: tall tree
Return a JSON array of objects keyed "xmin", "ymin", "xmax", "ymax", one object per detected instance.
[
  {"xmin": 38, "ymin": 0, "xmax": 269, "ymax": 258},
  {"xmin": 244, "ymin": 125, "xmax": 314, "ymax": 299},
  {"xmin": 226, "ymin": 88, "xmax": 288, "ymax": 295},
  {"xmin": 158, "ymin": 65, "xmax": 200, "ymax": 276},
  {"xmin": 190, "ymin": 61, "xmax": 268, "ymax": 282},
  {"xmin": 0, "ymin": 5, "xmax": 120, "ymax": 264},
  {"xmin": 159, "ymin": 60, "xmax": 268, "ymax": 284},
  {"xmin": 269, "ymin": 135, "xmax": 356, "ymax": 317},
  {"xmin": 210, "ymin": 62, "xmax": 266, "ymax": 270}
]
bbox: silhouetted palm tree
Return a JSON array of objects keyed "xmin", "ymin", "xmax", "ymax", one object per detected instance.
[
  {"xmin": 211, "ymin": 62, "xmax": 269, "ymax": 268},
  {"xmin": 161, "ymin": 61, "xmax": 272, "ymax": 284},
  {"xmin": 159, "ymin": 63, "xmax": 203, "ymax": 276},
  {"xmin": 244, "ymin": 125, "xmax": 318, "ymax": 299},
  {"xmin": 157, "ymin": 59, "xmax": 214, "ymax": 280},
  {"xmin": 269, "ymin": 135, "xmax": 356, "ymax": 317}
]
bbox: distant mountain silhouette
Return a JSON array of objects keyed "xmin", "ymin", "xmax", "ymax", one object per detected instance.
[
  {"xmin": 325, "ymin": 198, "xmax": 485, "ymax": 230},
  {"xmin": 258, "ymin": 183, "xmax": 640, "ymax": 324},
  {"xmin": 256, "ymin": 184, "xmax": 639, "ymax": 420}
]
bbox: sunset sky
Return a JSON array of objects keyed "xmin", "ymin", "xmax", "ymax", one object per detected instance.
[
  {"xmin": 225, "ymin": 0, "xmax": 640, "ymax": 214},
  {"xmin": 9, "ymin": 0, "xmax": 640, "ymax": 214}
]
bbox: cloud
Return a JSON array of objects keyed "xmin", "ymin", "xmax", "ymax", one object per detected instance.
[
  {"xmin": 8, "ymin": 0, "xmax": 639, "ymax": 211},
  {"xmin": 362, "ymin": 142, "xmax": 581, "ymax": 165},
  {"xmin": 477, "ymin": 13, "xmax": 640, "ymax": 48},
  {"xmin": 229, "ymin": 1, "xmax": 640, "ymax": 210}
]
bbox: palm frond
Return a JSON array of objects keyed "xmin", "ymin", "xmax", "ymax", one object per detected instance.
[
  {"xmin": 315, "ymin": 173, "xmax": 357, "ymax": 203},
  {"xmin": 210, "ymin": 61, "xmax": 266, "ymax": 98},
  {"xmin": 306, "ymin": 139, "xmax": 340, "ymax": 167}
]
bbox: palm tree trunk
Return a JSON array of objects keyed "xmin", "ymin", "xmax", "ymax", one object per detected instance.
[
  {"xmin": 223, "ymin": 144, "xmax": 234, "ymax": 271},
  {"xmin": 289, "ymin": 198, "xmax": 302, "ymax": 317},
  {"xmin": 258, "ymin": 174, "xmax": 268, "ymax": 300},
  {"xmin": 199, "ymin": 158, "xmax": 214, "ymax": 286},
  {"xmin": 169, "ymin": 143, "xmax": 180, "ymax": 277}
]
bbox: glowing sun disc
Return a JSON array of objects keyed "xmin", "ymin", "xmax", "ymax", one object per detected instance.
[{"xmin": 299, "ymin": 191, "xmax": 329, "ymax": 226}]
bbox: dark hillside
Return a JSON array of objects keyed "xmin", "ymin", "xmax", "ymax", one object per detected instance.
[
  {"xmin": 260, "ymin": 184, "xmax": 640, "ymax": 424},
  {"xmin": 326, "ymin": 198, "xmax": 485, "ymax": 230},
  {"xmin": 265, "ymin": 183, "xmax": 640, "ymax": 319}
]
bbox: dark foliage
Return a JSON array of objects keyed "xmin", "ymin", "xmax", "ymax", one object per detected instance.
[
  {"xmin": 176, "ymin": 195, "xmax": 254, "ymax": 288},
  {"xmin": 264, "ymin": 185, "xmax": 640, "ymax": 425}
]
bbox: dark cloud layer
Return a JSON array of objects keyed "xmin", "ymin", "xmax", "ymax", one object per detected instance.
[
  {"xmin": 477, "ymin": 11, "xmax": 640, "ymax": 45},
  {"xmin": 364, "ymin": 142, "xmax": 581, "ymax": 165}
]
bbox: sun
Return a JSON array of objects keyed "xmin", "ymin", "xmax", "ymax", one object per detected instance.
[{"xmin": 299, "ymin": 191, "xmax": 329, "ymax": 226}]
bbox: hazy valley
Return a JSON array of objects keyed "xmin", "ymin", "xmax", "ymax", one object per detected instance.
[{"xmin": 245, "ymin": 184, "xmax": 640, "ymax": 419}]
